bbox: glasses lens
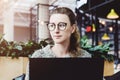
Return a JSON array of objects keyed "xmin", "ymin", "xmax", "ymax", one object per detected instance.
[
  {"xmin": 58, "ymin": 22, "xmax": 67, "ymax": 30},
  {"xmin": 48, "ymin": 23, "xmax": 55, "ymax": 31}
]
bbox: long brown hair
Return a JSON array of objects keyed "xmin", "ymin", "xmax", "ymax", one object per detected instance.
[{"xmin": 50, "ymin": 7, "xmax": 81, "ymax": 56}]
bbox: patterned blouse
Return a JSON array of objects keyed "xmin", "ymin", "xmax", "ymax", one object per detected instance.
[{"xmin": 25, "ymin": 45, "xmax": 91, "ymax": 80}]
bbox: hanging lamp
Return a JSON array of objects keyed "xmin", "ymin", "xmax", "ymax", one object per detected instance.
[
  {"xmin": 92, "ymin": 24, "xmax": 96, "ymax": 32},
  {"xmin": 102, "ymin": 33, "xmax": 110, "ymax": 40},
  {"xmin": 107, "ymin": 9, "xmax": 119, "ymax": 19}
]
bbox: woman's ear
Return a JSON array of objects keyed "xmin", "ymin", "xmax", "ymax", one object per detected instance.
[{"xmin": 71, "ymin": 24, "xmax": 76, "ymax": 33}]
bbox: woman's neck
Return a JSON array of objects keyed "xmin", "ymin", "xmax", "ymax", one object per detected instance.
[{"xmin": 52, "ymin": 42, "xmax": 70, "ymax": 57}]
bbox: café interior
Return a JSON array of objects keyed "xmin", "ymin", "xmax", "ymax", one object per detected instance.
[{"xmin": 0, "ymin": 0, "xmax": 120, "ymax": 80}]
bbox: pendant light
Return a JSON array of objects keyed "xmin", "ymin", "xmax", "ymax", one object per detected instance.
[
  {"xmin": 107, "ymin": 9, "xmax": 119, "ymax": 19},
  {"xmin": 92, "ymin": 24, "xmax": 96, "ymax": 32},
  {"xmin": 102, "ymin": 33, "xmax": 110, "ymax": 40}
]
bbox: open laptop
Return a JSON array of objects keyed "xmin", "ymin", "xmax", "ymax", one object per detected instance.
[{"xmin": 29, "ymin": 58, "xmax": 104, "ymax": 80}]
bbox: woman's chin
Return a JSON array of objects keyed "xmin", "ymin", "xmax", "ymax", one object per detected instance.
[{"xmin": 53, "ymin": 39, "xmax": 64, "ymax": 44}]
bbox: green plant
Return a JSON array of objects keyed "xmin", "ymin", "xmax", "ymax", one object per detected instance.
[
  {"xmin": 0, "ymin": 34, "xmax": 49, "ymax": 59},
  {"xmin": 80, "ymin": 35, "xmax": 114, "ymax": 62}
]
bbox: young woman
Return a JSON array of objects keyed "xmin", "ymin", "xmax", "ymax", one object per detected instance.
[
  {"xmin": 25, "ymin": 7, "xmax": 91, "ymax": 80},
  {"xmin": 31, "ymin": 7, "xmax": 91, "ymax": 58}
]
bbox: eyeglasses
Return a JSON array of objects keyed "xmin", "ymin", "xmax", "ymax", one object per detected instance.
[{"xmin": 47, "ymin": 22, "xmax": 67, "ymax": 31}]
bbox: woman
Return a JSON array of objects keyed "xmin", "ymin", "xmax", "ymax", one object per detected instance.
[
  {"xmin": 31, "ymin": 7, "xmax": 91, "ymax": 58},
  {"xmin": 25, "ymin": 7, "xmax": 91, "ymax": 80}
]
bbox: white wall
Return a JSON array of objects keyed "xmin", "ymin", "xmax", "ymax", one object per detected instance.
[
  {"xmin": 14, "ymin": 26, "xmax": 30, "ymax": 42},
  {"xmin": 0, "ymin": 26, "xmax": 30, "ymax": 42}
]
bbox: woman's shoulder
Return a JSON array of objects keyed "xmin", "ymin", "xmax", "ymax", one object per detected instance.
[
  {"xmin": 76, "ymin": 49, "xmax": 92, "ymax": 58},
  {"xmin": 31, "ymin": 45, "xmax": 55, "ymax": 58}
]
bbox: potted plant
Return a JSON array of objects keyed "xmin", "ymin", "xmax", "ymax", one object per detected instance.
[
  {"xmin": 80, "ymin": 35, "xmax": 115, "ymax": 76},
  {"xmin": 0, "ymin": 34, "xmax": 51, "ymax": 80},
  {"xmin": 0, "ymin": 34, "xmax": 49, "ymax": 59},
  {"xmin": 80, "ymin": 35, "xmax": 114, "ymax": 62}
]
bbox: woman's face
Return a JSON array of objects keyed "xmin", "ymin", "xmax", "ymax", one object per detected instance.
[{"xmin": 48, "ymin": 14, "xmax": 75, "ymax": 44}]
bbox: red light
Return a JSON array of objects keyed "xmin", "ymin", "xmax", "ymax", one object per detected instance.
[{"xmin": 86, "ymin": 26, "xmax": 91, "ymax": 32}]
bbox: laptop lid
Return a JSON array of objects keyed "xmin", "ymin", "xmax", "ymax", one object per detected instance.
[{"xmin": 29, "ymin": 58, "xmax": 104, "ymax": 80}]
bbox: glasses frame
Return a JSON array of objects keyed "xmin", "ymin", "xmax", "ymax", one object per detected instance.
[{"xmin": 47, "ymin": 22, "xmax": 67, "ymax": 31}]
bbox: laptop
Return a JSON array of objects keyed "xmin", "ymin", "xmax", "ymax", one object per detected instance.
[{"xmin": 29, "ymin": 58, "xmax": 104, "ymax": 80}]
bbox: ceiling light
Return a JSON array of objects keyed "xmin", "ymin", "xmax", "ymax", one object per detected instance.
[
  {"xmin": 107, "ymin": 9, "xmax": 119, "ymax": 19},
  {"xmin": 109, "ymin": 27, "xmax": 113, "ymax": 32},
  {"xmin": 92, "ymin": 24, "xmax": 96, "ymax": 32},
  {"xmin": 102, "ymin": 33, "xmax": 110, "ymax": 40},
  {"xmin": 99, "ymin": 20, "xmax": 106, "ymax": 26}
]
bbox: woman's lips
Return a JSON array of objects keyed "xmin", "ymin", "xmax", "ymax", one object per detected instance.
[{"xmin": 53, "ymin": 35, "xmax": 62, "ymax": 38}]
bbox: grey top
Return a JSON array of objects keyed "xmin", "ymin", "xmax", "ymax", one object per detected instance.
[
  {"xmin": 31, "ymin": 45, "xmax": 91, "ymax": 58},
  {"xmin": 25, "ymin": 45, "xmax": 91, "ymax": 80}
]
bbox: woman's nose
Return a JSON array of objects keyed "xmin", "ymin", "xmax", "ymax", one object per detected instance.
[{"xmin": 54, "ymin": 26, "xmax": 59, "ymax": 32}]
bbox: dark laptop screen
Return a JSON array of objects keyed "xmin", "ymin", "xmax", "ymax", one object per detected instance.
[{"xmin": 29, "ymin": 58, "xmax": 104, "ymax": 80}]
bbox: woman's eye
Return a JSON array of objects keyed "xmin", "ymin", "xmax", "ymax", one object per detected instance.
[
  {"xmin": 48, "ymin": 24, "xmax": 54, "ymax": 27},
  {"xmin": 59, "ymin": 24, "xmax": 65, "ymax": 27},
  {"xmin": 50, "ymin": 25, "xmax": 54, "ymax": 27}
]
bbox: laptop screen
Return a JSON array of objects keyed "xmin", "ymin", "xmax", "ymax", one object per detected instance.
[{"xmin": 29, "ymin": 58, "xmax": 104, "ymax": 80}]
